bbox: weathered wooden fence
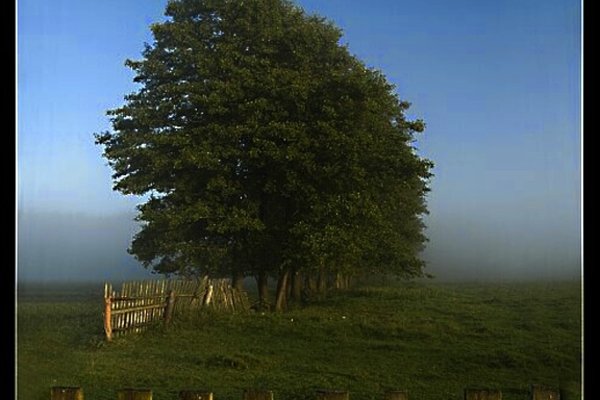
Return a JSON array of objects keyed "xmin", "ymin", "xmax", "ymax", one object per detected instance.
[
  {"xmin": 103, "ymin": 278, "xmax": 250, "ymax": 340},
  {"xmin": 50, "ymin": 386, "xmax": 562, "ymax": 400}
]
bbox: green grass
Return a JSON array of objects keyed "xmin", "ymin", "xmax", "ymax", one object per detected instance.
[{"xmin": 17, "ymin": 281, "xmax": 582, "ymax": 400}]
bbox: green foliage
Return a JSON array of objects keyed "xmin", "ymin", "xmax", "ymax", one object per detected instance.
[
  {"xmin": 95, "ymin": 0, "xmax": 433, "ymax": 280},
  {"xmin": 17, "ymin": 282, "xmax": 581, "ymax": 400}
]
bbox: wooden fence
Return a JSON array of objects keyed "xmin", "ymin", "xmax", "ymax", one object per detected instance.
[
  {"xmin": 50, "ymin": 386, "xmax": 562, "ymax": 400},
  {"xmin": 103, "ymin": 278, "xmax": 250, "ymax": 340}
]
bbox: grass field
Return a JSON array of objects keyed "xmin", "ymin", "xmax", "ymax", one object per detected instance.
[{"xmin": 17, "ymin": 281, "xmax": 581, "ymax": 400}]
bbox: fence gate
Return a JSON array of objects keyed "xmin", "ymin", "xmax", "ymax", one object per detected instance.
[{"xmin": 103, "ymin": 278, "xmax": 250, "ymax": 340}]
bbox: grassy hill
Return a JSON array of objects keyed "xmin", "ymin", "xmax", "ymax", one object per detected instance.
[{"xmin": 17, "ymin": 281, "xmax": 581, "ymax": 400}]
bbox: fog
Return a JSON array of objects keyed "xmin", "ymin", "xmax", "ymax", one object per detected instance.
[
  {"xmin": 423, "ymin": 215, "xmax": 580, "ymax": 282},
  {"xmin": 17, "ymin": 210, "xmax": 153, "ymax": 283},
  {"xmin": 17, "ymin": 208, "xmax": 580, "ymax": 283}
]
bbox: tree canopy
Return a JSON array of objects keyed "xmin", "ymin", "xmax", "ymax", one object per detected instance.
[{"xmin": 96, "ymin": 0, "xmax": 433, "ymax": 310}]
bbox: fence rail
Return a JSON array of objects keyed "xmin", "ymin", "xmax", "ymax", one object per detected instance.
[
  {"xmin": 50, "ymin": 386, "xmax": 563, "ymax": 400},
  {"xmin": 103, "ymin": 278, "xmax": 250, "ymax": 340}
]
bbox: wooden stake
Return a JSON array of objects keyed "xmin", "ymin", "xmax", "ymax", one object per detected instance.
[
  {"xmin": 464, "ymin": 389, "xmax": 502, "ymax": 400},
  {"xmin": 104, "ymin": 296, "xmax": 112, "ymax": 341},
  {"xmin": 242, "ymin": 389, "xmax": 274, "ymax": 400},
  {"xmin": 164, "ymin": 290, "xmax": 176, "ymax": 325},
  {"xmin": 315, "ymin": 390, "xmax": 349, "ymax": 400},
  {"xmin": 50, "ymin": 387, "xmax": 83, "ymax": 400},
  {"xmin": 531, "ymin": 385, "xmax": 560, "ymax": 400},
  {"xmin": 179, "ymin": 391, "xmax": 213, "ymax": 400},
  {"xmin": 117, "ymin": 389, "xmax": 152, "ymax": 400},
  {"xmin": 203, "ymin": 285, "xmax": 214, "ymax": 306},
  {"xmin": 384, "ymin": 391, "xmax": 408, "ymax": 400}
]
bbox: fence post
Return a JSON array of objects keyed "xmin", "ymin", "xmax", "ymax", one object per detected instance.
[
  {"xmin": 164, "ymin": 290, "xmax": 176, "ymax": 325},
  {"xmin": 315, "ymin": 390, "xmax": 349, "ymax": 400},
  {"xmin": 190, "ymin": 280, "xmax": 204, "ymax": 308},
  {"xmin": 50, "ymin": 387, "xmax": 83, "ymax": 400},
  {"xmin": 531, "ymin": 385, "xmax": 560, "ymax": 400},
  {"xmin": 464, "ymin": 389, "xmax": 502, "ymax": 400},
  {"xmin": 117, "ymin": 388, "xmax": 152, "ymax": 400},
  {"xmin": 203, "ymin": 284, "xmax": 214, "ymax": 306},
  {"xmin": 179, "ymin": 391, "xmax": 213, "ymax": 400},
  {"xmin": 104, "ymin": 295, "xmax": 112, "ymax": 341},
  {"xmin": 384, "ymin": 391, "xmax": 408, "ymax": 400},
  {"xmin": 242, "ymin": 389, "xmax": 274, "ymax": 400}
]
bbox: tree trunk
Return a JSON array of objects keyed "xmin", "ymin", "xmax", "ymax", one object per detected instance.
[
  {"xmin": 307, "ymin": 274, "xmax": 317, "ymax": 292},
  {"xmin": 335, "ymin": 273, "xmax": 342, "ymax": 289},
  {"xmin": 290, "ymin": 270, "xmax": 302, "ymax": 301},
  {"xmin": 256, "ymin": 272, "xmax": 269, "ymax": 310},
  {"xmin": 274, "ymin": 269, "xmax": 290, "ymax": 312},
  {"xmin": 286, "ymin": 270, "xmax": 292, "ymax": 298},
  {"xmin": 317, "ymin": 269, "xmax": 327, "ymax": 294},
  {"xmin": 232, "ymin": 271, "xmax": 244, "ymax": 291}
]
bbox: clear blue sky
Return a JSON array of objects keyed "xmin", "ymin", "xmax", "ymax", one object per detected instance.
[{"xmin": 18, "ymin": 0, "xmax": 581, "ymax": 281}]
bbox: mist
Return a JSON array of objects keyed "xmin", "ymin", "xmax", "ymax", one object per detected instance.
[
  {"xmin": 422, "ymin": 216, "xmax": 580, "ymax": 282},
  {"xmin": 17, "ymin": 206, "xmax": 580, "ymax": 283},
  {"xmin": 17, "ymin": 210, "xmax": 153, "ymax": 283}
]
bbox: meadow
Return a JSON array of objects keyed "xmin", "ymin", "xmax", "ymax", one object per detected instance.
[{"xmin": 17, "ymin": 281, "xmax": 581, "ymax": 400}]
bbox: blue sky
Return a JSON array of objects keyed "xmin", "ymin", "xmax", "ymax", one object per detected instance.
[{"xmin": 18, "ymin": 0, "xmax": 581, "ymax": 281}]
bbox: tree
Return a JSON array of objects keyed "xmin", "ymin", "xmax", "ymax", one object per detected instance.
[{"xmin": 96, "ymin": 0, "xmax": 433, "ymax": 311}]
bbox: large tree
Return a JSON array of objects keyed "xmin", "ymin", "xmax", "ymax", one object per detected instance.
[{"xmin": 96, "ymin": 0, "xmax": 433, "ymax": 310}]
